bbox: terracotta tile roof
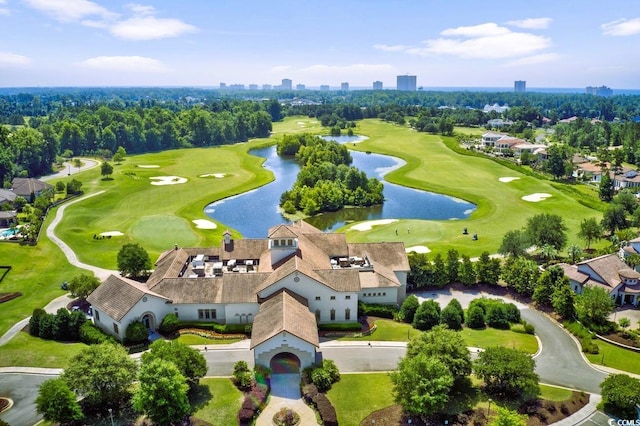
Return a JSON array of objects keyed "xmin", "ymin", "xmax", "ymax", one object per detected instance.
[
  {"xmin": 87, "ymin": 274, "xmax": 170, "ymax": 321},
  {"xmin": 250, "ymin": 289, "xmax": 319, "ymax": 349}
]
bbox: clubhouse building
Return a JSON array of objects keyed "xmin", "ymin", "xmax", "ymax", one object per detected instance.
[{"xmin": 87, "ymin": 221, "xmax": 409, "ymax": 371}]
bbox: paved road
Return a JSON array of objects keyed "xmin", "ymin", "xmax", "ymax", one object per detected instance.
[
  {"xmin": 521, "ymin": 309, "xmax": 608, "ymax": 394},
  {"xmin": 0, "ymin": 373, "xmax": 57, "ymax": 426},
  {"xmin": 40, "ymin": 158, "xmax": 99, "ymax": 182}
]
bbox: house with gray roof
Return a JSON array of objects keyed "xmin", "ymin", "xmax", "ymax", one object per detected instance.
[
  {"xmin": 10, "ymin": 178, "xmax": 52, "ymax": 199},
  {"xmin": 559, "ymin": 253, "xmax": 640, "ymax": 306},
  {"xmin": 88, "ymin": 221, "xmax": 409, "ymax": 372}
]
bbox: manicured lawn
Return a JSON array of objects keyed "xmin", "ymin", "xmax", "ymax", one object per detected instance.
[
  {"xmin": 192, "ymin": 378, "xmax": 243, "ymax": 425},
  {"xmin": 327, "ymin": 373, "xmax": 395, "ymax": 426},
  {"xmin": 461, "ymin": 326, "xmax": 538, "ymax": 354},
  {"xmin": 586, "ymin": 339, "xmax": 640, "ymax": 375},
  {"xmin": 0, "ymin": 226, "xmax": 84, "ymax": 337},
  {"xmin": 337, "ymin": 318, "xmax": 421, "ymax": 342},
  {"xmin": 539, "ymin": 384, "xmax": 573, "ymax": 401},
  {"xmin": 342, "ymin": 120, "xmax": 604, "ymax": 257},
  {"xmin": 0, "ymin": 331, "xmax": 87, "ymax": 368}
]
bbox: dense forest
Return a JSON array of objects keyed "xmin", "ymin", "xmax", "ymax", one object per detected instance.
[
  {"xmin": 277, "ymin": 134, "xmax": 384, "ymax": 215},
  {"xmin": 2, "ymin": 87, "xmax": 640, "ymax": 188}
]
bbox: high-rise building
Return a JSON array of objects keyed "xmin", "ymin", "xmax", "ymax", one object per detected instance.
[
  {"xmin": 514, "ymin": 80, "xmax": 526, "ymax": 93},
  {"xmin": 262, "ymin": 84, "xmax": 272, "ymax": 90},
  {"xmin": 373, "ymin": 81, "xmax": 383, "ymax": 90},
  {"xmin": 341, "ymin": 82, "xmax": 349, "ymax": 91},
  {"xmin": 296, "ymin": 84, "xmax": 306, "ymax": 90},
  {"xmin": 397, "ymin": 75, "xmax": 417, "ymax": 91},
  {"xmin": 219, "ymin": 82, "xmax": 227, "ymax": 90},
  {"xmin": 320, "ymin": 85, "xmax": 330, "ymax": 91},
  {"xmin": 586, "ymin": 86, "xmax": 613, "ymax": 97},
  {"xmin": 281, "ymin": 79, "xmax": 292, "ymax": 91},
  {"xmin": 249, "ymin": 84, "xmax": 258, "ymax": 90}
]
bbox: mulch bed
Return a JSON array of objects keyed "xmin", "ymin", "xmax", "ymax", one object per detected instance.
[
  {"xmin": 601, "ymin": 332, "xmax": 639, "ymax": 348},
  {"xmin": 360, "ymin": 392, "xmax": 589, "ymax": 426},
  {"xmin": 0, "ymin": 292, "xmax": 21, "ymax": 304},
  {"xmin": 0, "ymin": 397, "xmax": 10, "ymax": 413}
]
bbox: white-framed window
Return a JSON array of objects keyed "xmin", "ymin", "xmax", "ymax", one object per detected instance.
[
  {"xmin": 113, "ymin": 323, "xmax": 119, "ymax": 334},
  {"xmin": 330, "ymin": 296, "xmax": 336, "ymax": 300},
  {"xmin": 198, "ymin": 309, "xmax": 217, "ymax": 320},
  {"xmin": 345, "ymin": 308, "xmax": 351, "ymax": 320},
  {"xmin": 330, "ymin": 309, "xmax": 336, "ymax": 321}
]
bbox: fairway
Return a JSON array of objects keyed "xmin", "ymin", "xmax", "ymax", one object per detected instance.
[
  {"xmin": 130, "ymin": 215, "xmax": 200, "ymax": 252},
  {"xmin": 342, "ymin": 119, "xmax": 604, "ymax": 257}
]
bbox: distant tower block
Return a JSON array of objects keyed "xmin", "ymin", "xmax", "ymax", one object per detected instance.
[
  {"xmin": 514, "ymin": 80, "xmax": 526, "ymax": 93},
  {"xmin": 373, "ymin": 81, "xmax": 383, "ymax": 90},
  {"xmin": 341, "ymin": 82, "xmax": 349, "ymax": 91},
  {"xmin": 281, "ymin": 78, "xmax": 292, "ymax": 91},
  {"xmin": 397, "ymin": 75, "xmax": 417, "ymax": 91}
]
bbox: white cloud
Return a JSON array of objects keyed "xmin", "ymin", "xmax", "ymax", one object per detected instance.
[
  {"xmin": 270, "ymin": 65, "xmax": 291, "ymax": 72},
  {"xmin": 78, "ymin": 56, "xmax": 168, "ymax": 72},
  {"xmin": 0, "ymin": 7, "xmax": 9, "ymax": 15},
  {"xmin": 504, "ymin": 53, "xmax": 561, "ymax": 67},
  {"xmin": 126, "ymin": 3, "xmax": 155, "ymax": 16},
  {"xmin": 373, "ymin": 44, "xmax": 413, "ymax": 52},
  {"xmin": 23, "ymin": 0, "xmax": 117, "ymax": 22},
  {"xmin": 0, "ymin": 52, "xmax": 31, "ymax": 66},
  {"xmin": 507, "ymin": 17, "xmax": 553, "ymax": 29},
  {"xmin": 110, "ymin": 15, "xmax": 197, "ymax": 40},
  {"xmin": 602, "ymin": 18, "xmax": 640, "ymax": 36},
  {"xmin": 376, "ymin": 23, "xmax": 551, "ymax": 60}
]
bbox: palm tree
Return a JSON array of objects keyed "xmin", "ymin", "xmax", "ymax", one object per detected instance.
[
  {"xmin": 567, "ymin": 244, "xmax": 583, "ymax": 264},
  {"xmin": 540, "ymin": 244, "xmax": 558, "ymax": 266}
]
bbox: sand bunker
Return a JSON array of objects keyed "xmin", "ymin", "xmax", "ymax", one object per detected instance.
[
  {"xmin": 406, "ymin": 246, "xmax": 431, "ymax": 254},
  {"xmin": 499, "ymin": 177, "xmax": 520, "ymax": 183},
  {"xmin": 138, "ymin": 165, "xmax": 160, "ymax": 168},
  {"xmin": 199, "ymin": 173, "xmax": 227, "ymax": 178},
  {"xmin": 150, "ymin": 176, "xmax": 187, "ymax": 185},
  {"xmin": 350, "ymin": 219, "xmax": 398, "ymax": 231},
  {"xmin": 100, "ymin": 231, "xmax": 123, "ymax": 237},
  {"xmin": 193, "ymin": 219, "xmax": 217, "ymax": 229},
  {"xmin": 522, "ymin": 193, "xmax": 552, "ymax": 202}
]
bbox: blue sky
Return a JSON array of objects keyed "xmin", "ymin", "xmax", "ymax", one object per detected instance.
[{"xmin": 0, "ymin": 0, "xmax": 639, "ymax": 88}]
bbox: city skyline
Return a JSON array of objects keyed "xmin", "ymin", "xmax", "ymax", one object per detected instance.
[{"xmin": 0, "ymin": 0, "xmax": 639, "ymax": 88}]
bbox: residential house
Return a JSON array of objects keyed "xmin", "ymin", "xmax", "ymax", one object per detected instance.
[
  {"xmin": 10, "ymin": 178, "xmax": 52, "ymax": 200},
  {"xmin": 559, "ymin": 254, "xmax": 640, "ymax": 306},
  {"xmin": 87, "ymin": 221, "xmax": 410, "ymax": 372}
]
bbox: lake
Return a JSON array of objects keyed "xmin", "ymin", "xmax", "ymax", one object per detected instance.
[{"xmin": 204, "ymin": 136, "xmax": 475, "ymax": 237}]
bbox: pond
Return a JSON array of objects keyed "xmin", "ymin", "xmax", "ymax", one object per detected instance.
[{"xmin": 204, "ymin": 136, "xmax": 476, "ymax": 238}]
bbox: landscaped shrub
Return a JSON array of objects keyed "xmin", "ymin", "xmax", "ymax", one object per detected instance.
[
  {"xmin": 466, "ymin": 305, "xmax": 486, "ymax": 329},
  {"xmin": 504, "ymin": 303, "xmax": 521, "ymax": 323},
  {"xmin": 311, "ymin": 368, "xmax": 333, "ymax": 392},
  {"xmin": 317, "ymin": 322, "xmax": 361, "ymax": 332},
  {"xmin": 412, "ymin": 299, "xmax": 441, "ymax": 331},
  {"xmin": 237, "ymin": 381, "xmax": 269, "ymax": 425},
  {"xmin": 486, "ymin": 305, "xmax": 510, "ymax": 329},
  {"xmin": 581, "ymin": 337, "xmax": 599, "ymax": 354},
  {"xmin": 172, "ymin": 320, "xmax": 248, "ymax": 334},
  {"xmin": 358, "ymin": 302, "xmax": 398, "ymax": 319},
  {"xmin": 125, "ymin": 321, "xmax": 148, "ymax": 344},
  {"xmin": 159, "ymin": 313, "xmax": 179, "ymax": 334},
  {"xmin": 79, "ymin": 322, "xmax": 115, "ymax": 344},
  {"xmin": 233, "ymin": 361, "xmax": 253, "ymax": 390},
  {"xmin": 29, "ymin": 308, "xmax": 47, "ymax": 337},
  {"xmin": 399, "ymin": 294, "xmax": 420, "ymax": 323},
  {"xmin": 238, "ymin": 408, "xmax": 254, "ymax": 425},
  {"xmin": 522, "ymin": 321, "xmax": 535, "ymax": 335},
  {"xmin": 322, "ymin": 360, "xmax": 340, "ymax": 384},
  {"xmin": 302, "ymin": 383, "xmax": 318, "ymax": 404},
  {"xmin": 29, "ymin": 308, "xmax": 87, "ymax": 342},
  {"xmin": 273, "ymin": 407, "xmax": 300, "ymax": 426},
  {"xmin": 312, "ymin": 393, "xmax": 338, "ymax": 426},
  {"xmin": 440, "ymin": 304, "xmax": 463, "ymax": 330},
  {"xmin": 254, "ymin": 364, "xmax": 272, "ymax": 387}
]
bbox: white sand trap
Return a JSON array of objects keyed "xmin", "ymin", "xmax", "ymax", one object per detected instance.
[
  {"xmin": 199, "ymin": 173, "xmax": 227, "ymax": 178},
  {"xmin": 138, "ymin": 165, "xmax": 160, "ymax": 168},
  {"xmin": 522, "ymin": 193, "xmax": 552, "ymax": 202},
  {"xmin": 297, "ymin": 121, "xmax": 306, "ymax": 125},
  {"xmin": 100, "ymin": 231, "xmax": 123, "ymax": 237},
  {"xmin": 499, "ymin": 177, "xmax": 520, "ymax": 183},
  {"xmin": 150, "ymin": 176, "xmax": 187, "ymax": 185},
  {"xmin": 406, "ymin": 246, "xmax": 431, "ymax": 254},
  {"xmin": 350, "ymin": 219, "xmax": 399, "ymax": 231},
  {"xmin": 192, "ymin": 219, "xmax": 217, "ymax": 229}
]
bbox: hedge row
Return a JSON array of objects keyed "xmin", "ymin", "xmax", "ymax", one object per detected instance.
[
  {"xmin": 302, "ymin": 383, "xmax": 337, "ymax": 426},
  {"xmin": 358, "ymin": 302, "xmax": 398, "ymax": 319},
  {"xmin": 318, "ymin": 322, "xmax": 362, "ymax": 332},
  {"xmin": 238, "ymin": 382, "xmax": 269, "ymax": 425},
  {"xmin": 159, "ymin": 313, "xmax": 249, "ymax": 335}
]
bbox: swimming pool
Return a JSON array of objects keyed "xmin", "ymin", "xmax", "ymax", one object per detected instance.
[{"xmin": 1, "ymin": 228, "xmax": 19, "ymax": 238}]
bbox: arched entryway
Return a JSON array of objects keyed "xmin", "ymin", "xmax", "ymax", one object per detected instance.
[
  {"xmin": 270, "ymin": 352, "xmax": 301, "ymax": 374},
  {"xmin": 141, "ymin": 313, "xmax": 155, "ymax": 330}
]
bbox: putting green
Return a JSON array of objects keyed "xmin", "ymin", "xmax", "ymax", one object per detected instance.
[{"xmin": 130, "ymin": 215, "xmax": 200, "ymax": 252}]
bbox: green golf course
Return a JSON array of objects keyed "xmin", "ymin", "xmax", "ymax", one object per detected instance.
[{"xmin": 51, "ymin": 117, "xmax": 604, "ymax": 269}]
